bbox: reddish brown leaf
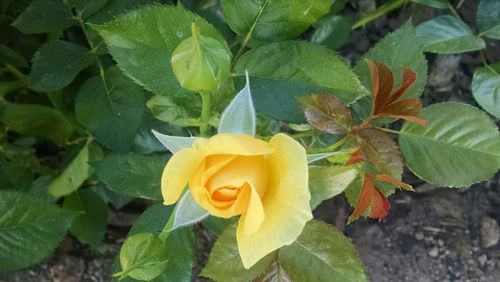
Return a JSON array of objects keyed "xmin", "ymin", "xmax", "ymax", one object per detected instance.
[
  {"xmin": 349, "ymin": 174, "xmax": 391, "ymax": 222},
  {"xmin": 299, "ymin": 93, "xmax": 352, "ymax": 134},
  {"xmin": 356, "ymin": 128, "xmax": 404, "ymax": 178},
  {"xmin": 375, "ymin": 174, "xmax": 414, "ymax": 191},
  {"xmin": 365, "ymin": 59, "xmax": 426, "ymax": 126},
  {"xmin": 346, "ymin": 147, "xmax": 362, "ymax": 165}
]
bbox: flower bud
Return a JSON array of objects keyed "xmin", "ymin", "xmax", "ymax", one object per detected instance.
[{"xmin": 171, "ymin": 22, "xmax": 231, "ymax": 92}]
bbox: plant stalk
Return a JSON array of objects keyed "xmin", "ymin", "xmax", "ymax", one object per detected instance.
[
  {"xmin": 352, "ymin": 0, "xmax": 406, "ymax": 30},
  {"xmin": 198, "ymin": 91, "xmax": 211, "ymax": 137}
]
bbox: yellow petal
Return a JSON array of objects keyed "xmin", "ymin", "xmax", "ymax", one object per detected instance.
[
  {"xmin": 237, "ymin": 133, "xmax": 312, "ymax": 269},
  {"xmin": 194, "ymin": 134, "xmax": 274, "ymax": 156},
  {"xmin": 161, "ymin": 148, "xmax": 203, "ymax": 205}
]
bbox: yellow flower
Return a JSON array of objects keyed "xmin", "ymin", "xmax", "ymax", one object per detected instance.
[{"xmin": 161, "ymin": 133, "xmax": 312, "ymax": 268}]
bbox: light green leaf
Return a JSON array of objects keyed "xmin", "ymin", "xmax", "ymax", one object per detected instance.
[
  {"xmin": 146, "ymin": 95, "xmax": 191, "ymax": 126},
  {"xmin": 0, "ymin": 191, "xmax": 75, "ymax": 273},
  {"xmin": 117, "ymin": 204, "xmax": 195, "ymax": 282},
  {"xmin": 307, "ymin": 152, "xmax": 345, "ymax": 164},
  {"xmin": 152, "ymin": 130, "xmax": 197, "ymax": 153},
  {"xmin": 75, "ymin": 67, "xmax": 146, "ymax": 152},
  {"xmin": 171, "ymin": 22, "xmax": 231, "ymax": 92},
  {"xmin": 93, "ymin": 4, "xmax": 226, "ymax": 97},
  {"xmin": 219, "ymin": 73, "xmax": 256, "ymax": 136},
  {"xmin": 63, "ymin": 189, "xmax": 108, "ymax": 247},
  {"xmin": 12, "ymin": 0, "xmax": 76, "ymax": 34},
  {"xmin": 201, "ymin": 224, "xmax": 276, "ymax": 282},
  {"xmin": 171, "ymin": 191, "xmax": 209, "ymax": 231},
  {"xmin": 234, "ymin": 41, "xmax": 366, "ymax": 122},
  {"xmin": 0, "ymin": 44, "xmax": 28, "ymax": 67},
  {"xmin": 472, "ymin": 62, "xmax": 500, "ymax": 119},
  {"xmin": 410, "ymin": 0, "xmax": 448, "ymax": 9},
  {"xmin": 92, "ymin": 153, "xmax": 166, "ymax": 200},
  {"xmin": 1, "ymin": 102, "xmax": 73, "ymax": 146},
  {"xmin": 222, "ymin": 0, "xmax": 334, "ymax": 43},
  {"xmin": 354, "ymin": 21, "xmax": 427, "ymax": 99},
  {"xmin": 312, "ymin": 15, "xmax": 352, "ymax": 50},
  {"xmin": 279, "ymin": 220, "xmax": 367, "ymax": 282},
  {"xmin": 477, "ymin": 0, "xmax": 500, "ymax": 40},
  {"xmin": 116, "ymin": 233, "xmax": 169, "ymax": 281},
  {"xmin": 309, "ymin": 166, "xmax": 358, "ymax": 209},
  {"xmin": 399, "ymin": 102, "xmax": 500, "ymax": 187},
  {"xmin": 47, "ymin": 143, "xmax": 95, "ymax": 198},
  {"xmin": 416, "ymin": 16, "xmax": 485, "ymax": 54},
  {"xmin": 30, "ymin": 40, "xmax": 94, "ymax": 92}
]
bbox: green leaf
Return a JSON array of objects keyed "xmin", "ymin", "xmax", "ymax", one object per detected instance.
[
  {"xmin": 234, "ymin": 41, "xmax": 366, "ymax": 122},
  {"xmin": 299, "ymin": 93, "xmax": 353, "ymax": 135},
  {"xmin": 279, "ymin": 220, "xmax": 367, "ymax": 282},
  {"xmin": 309, "ymin": 166, "xmax": 358, "ymax": 209},
  {"xmin": 171, "ymin": 22, "xmax": 231, "ymax": 92},
  {"xmin": 30, "ymin": 40, "xmax": 94, "ymax": 92},
  {"xmin": 120, "ymin": 204, "xmax": 196, "ymax": 282},
  {"xmin": 74, "ymin": 0, "xmax": 109, "ymax": 18},
  {"xmin": 0, "ymin": 160, "xmax": 33, "ymax": 191},
  {"xmin": 146, "ymin": 95, "xmax": 190, "ymax": 126},
  {"xmin": 410, "ymin": 0, "xmax": 448, "ymax": 9},
  {"xmin": 12, "ymin": 0, "xmax": 76, "ymax": 34},
  {"xmin": 171, "ymin": 191, "xmax": 209, "ymax": 231},
  {"xmin": 222, "ymin": 0, "xmax": 334, "ymax": 43},
  {"xmin": 354, "ymin": 21, "xmax": 427, "ymax": 99},
  {"xmin": 472, "ymin": 62, "xmax": 500, "ymax": 119},
  {"xmin": 117, "ymin": 233, "xmax": 169, "ymax": 281},
  {"xmin": 63, "ymin": 189, "xmax": 108, "ymax": 247},
  {"xmin": 219, "ymin": 73, "xmax": 256, "ymax": 136},
  {"xmin": 75, "ymin": 67, "xmax": 146, "ymax": 152},
  {"xmin": 152, "ymin": 130, "xmax": 197, "ymax": 153},
  {"xmin": 93, "ymin": 4, "xmax": 226, "ymax": 98},
  {"xmin": 201, "ymin": 224, "xmax": 276, "ymax": 282},
  {"xmin": 312, "ymin": 15, "xmax": 352, "ymax": 50},
  {"xmin": 415, "ymin": 16, "xmax": 485, "ymax": 54},
  {"xmin": 0, "ymin": 191, "xmax": 75, "ymax": 273},
  {"xmin": 1, "ymin": 102, "xmax": 73, "ymax": 146},
  {"xmin": 477, "ymin": 0, "xmax": 500, "ymax": 40},
  {"xmin": 92, "ymin": 153, "xmax": 166, "ymax": 200},
  {"xmin": 0, "ymin": 44, "xmax": 28, "ymax": 67},
  {"xmin": 399, "ymin": 102, "xmax": 500, "ymax": 187},
  {"xmin": 254, "ymin": 262, "xmax": 292, "ymax": 281},
  {"xmin": 87, "ymin": 0, "xmax": 157, "ymax": 24},
  {"xmin": 47, "ymin": 143, "xmax": 97, "ymax": 198}
]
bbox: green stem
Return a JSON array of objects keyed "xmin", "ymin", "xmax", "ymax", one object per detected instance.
[
  {"xmin": 289, "ymin": 130, "xmax": 316, "ymax": 139},
  {"xmin": 376, "ymin": 127, "xmax": 401, "ymax": 135},
  {"xmin": 232, "ymin": 0, "xmax": 269, "ymax": 63},
  {"xmin": 199, "ymin": 91, "xmax": 211, "ymax": 137},
  {"xmin": 447, "ymin": 2, "xmax": 461, "ymax": 19},
  {"xmin": 352, "ymin": 0, "xmax": 406, "ymax": 30},
  {"xmin": 5, "ymin": 64, "xmax": 28, "ymax": 81},
  {"xmin": 158, "ymin": 211, "xmax": 176, "ymax": 242}
]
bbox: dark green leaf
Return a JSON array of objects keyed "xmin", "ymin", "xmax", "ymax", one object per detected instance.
[
  {"xmin": 75, "ymin": 67, "xmax": 146, "ymax": 152},
  {"xmin": 93, "ymin": 4, "xmax": 226, "ymax": 97},
  {"xmin": 354, "ymin": 21, "xmax": 427, "ymax": 99},
  {"xmin": 0, "ymin": 44, "xmax": 28, "ymax": 67},
  {"xmin": 88, "ymin": 0, "xmax": 157, "ymax": 24},
  {"xmin": 92, "ymin": 153, "xmax": 166, "ymax": 200},
  {"xmin": 399, "ymin": 102, "xmax": 500, "ymax": 187},
  {"xmin": 416, "ymin": 16, "xmax": 485, "ymax": 54},
  {"xmin": 312, "ymin": 15, "xmax": 352, "ymax": 50},
  {"xmin": 1, "ymin": 102, "xmax": 73, "ymax": 146},
  {"xmin": 477, "ymin": 0, "xmax": 500, "ymax": 40},
  {"xmin": 0, "ymin": 160, "xmax": 33, "ymax": 191},
  {"xmin": 472, "ymin": 62, "xmax": 500, "ymax": 119},
  {"xmin": 0, "ymin": 191, "xmax": 75, "ymax": 273},
  {"xmin": 12, "ymin": 0, "xmax": 76, "ymax": 34},
  {"xmin": 30, "ymin": 40, "xmax": 94, "ymax": 92},
  {"xmin": 63, "ymin": 189, "xmax": 108, "ymax": 247},
  {"xmin": 222, "ymin": 0, "xmax": 334, "ymax": 42},
  {"xmin": 309, "ymin": 166, "xmax": 358, "ymax": 209},
  {"xmin": 279, "ymin": 220, "xmax": 367, "ymax": 282},
  {"xmin": 201, "ymin": 224, "xmax": 276, "ymax": 282},
  {"xmin": 74, "ymin": 0, "xmax": 109, "ymax": 18},
  {"xmin": 410, "ymin": 0, "xmax": 448, "ymax": 9},
  {"xmin": 116, "ymin": 233, "xmax": 169, "ymax": 281}
]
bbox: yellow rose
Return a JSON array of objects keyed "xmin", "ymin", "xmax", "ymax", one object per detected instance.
[{"xmin": 161, "ymin": 133, "xmax": 312, "ymax": 268}]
